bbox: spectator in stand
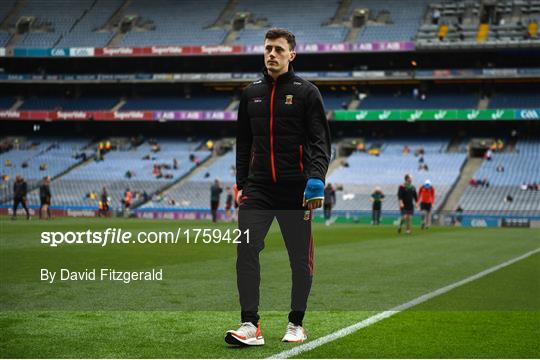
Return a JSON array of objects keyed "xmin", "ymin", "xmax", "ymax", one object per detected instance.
[
  {"xmin": 370, "ymin": 187, "xmax": 385, "ymax": 225},
  {"xmin": 496, "ymin": 164, "xmax": 504, "ymax": 172},
  {"xmin": 485, "ymin": 148, "xmax": 493, "ymax": 161},
  {"xmin": 432, "ymin": 8, "xmax": 441, "ymax": 24},
  {"xmin": 323, "ymin": 183, "xmax": 336, "ymax": 226},
  {"xmin": 418, "ymin": 180, "xmax": 435, "ymax": 230},
  {"xmin": 173, "ymin": 158, "xmax": 178, "ymax": 170},
  {"xmin": 403, "ymin": 145, "xmax": 410, "ymax": 155},
  {"xmin": 210, "ymin": 179, "xmax": 223, "ymax": 223}
]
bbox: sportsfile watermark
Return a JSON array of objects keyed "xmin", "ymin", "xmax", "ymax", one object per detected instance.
[{"xmin": 40, "ymin": 227, "xmax": 249, "ymax": 247}]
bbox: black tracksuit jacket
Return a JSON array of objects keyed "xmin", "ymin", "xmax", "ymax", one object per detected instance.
[{"xmin": 236, "ymin": 66, "xmax": 331, "ymax": 191}]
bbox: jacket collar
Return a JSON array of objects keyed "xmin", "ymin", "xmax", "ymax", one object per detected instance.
[{"xmin": 263, "ymin": 64, "xmax": 295, "ymax": 83}]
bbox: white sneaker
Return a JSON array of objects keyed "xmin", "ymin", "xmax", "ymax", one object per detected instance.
[
  {"xmin": 225, "ymin": 322, "xmax": 264, "ymax": 346},
  {"xmin": 282, "ymin": 322, "xmax": 307, "ymax": 342}
]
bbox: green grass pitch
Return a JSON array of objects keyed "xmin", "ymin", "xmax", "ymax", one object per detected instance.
[{"xmin": 1, "ymin": 217, "xmax": 539, "ymax": 358}]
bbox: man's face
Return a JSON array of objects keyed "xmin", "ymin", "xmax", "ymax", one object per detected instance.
[
  {"xmin": 264, "ymin": 37, "xmax": 295, "ymax": 75},
  {"xmin": 406, "ymin": 176, "xmax": 412, "ymax": 185}
]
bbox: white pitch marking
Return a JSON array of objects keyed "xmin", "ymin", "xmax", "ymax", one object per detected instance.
[{"xmin": 269, "ymin": 247, "xmax": 540, "ymax": 359}]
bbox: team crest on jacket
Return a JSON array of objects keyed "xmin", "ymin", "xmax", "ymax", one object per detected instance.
[
  {"xmin": 285, "ymin": 95, "xmax": 294, "ymax": 105},
  {"xmin": 303, "ymin": 210, "xmax": 311, "ymax": 221}
]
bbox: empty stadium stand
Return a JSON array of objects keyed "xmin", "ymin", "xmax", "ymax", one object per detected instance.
[
  {"xmin": 327, "ymin": 139, "xmax": 466, "ymax": 212},
  {"xmin": 141, "ymin": 150, "xmax": 236, "ymax": 210},
  {"xmin": 19, "ymin": 96, "xmax": 119, "ymax": 110},
  {"xmin": 22, "ymin": 138, "xmax": 211, "ymax": 209},
  {"xmin": 457, "ymin": 139, "xmax": 540, "ymax": 215},
  {"xmin": 358, "ymin": 90, "xmax": 479, "ymax": 109},
  {"xmin": 0, "ymin": 137, "xmax": 94, "ymax": 202},
  {"xmin": 352, "ymin": 0, "xmax": 432, "ymax": 42},
  {"xmin": 1, "ymin": 0, "xmax": 539, "ymax": 48}
]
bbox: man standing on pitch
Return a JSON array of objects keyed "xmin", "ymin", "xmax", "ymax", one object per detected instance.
[
  {"xmin": 39, "ymin": 176, "xmax": 52, "ymax": 220},
  {"xmin": 225, "ymin": 28, "xmax": 331, "ymax": 346},
  {"xmin": 398, "ymin": 174, "xmax": 418, "ymax": 234},
  {"xmin": 12, "ymin": 175, "xmax": 30, "ymax": 220}
]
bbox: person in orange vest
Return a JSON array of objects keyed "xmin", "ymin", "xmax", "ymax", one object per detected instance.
[
  {"xmin": 418, "ymin": 179, "xmax": 435, "ymax": 229},
  {"xmin": 123, "ymin": 188, "xmax": 132, "ymax": 216}
]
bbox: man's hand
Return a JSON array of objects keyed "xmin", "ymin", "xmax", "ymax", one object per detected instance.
[
  {"xmin": 236, "ymin": 188, "xmax": 249, "ymax": 206},
  {"xmin": 303, "ymin": 178, "xmax": 324, "ymax": 210},
  {"xmin": 303, "ymin": 197, "xmax": 323, "ymax": 210}
]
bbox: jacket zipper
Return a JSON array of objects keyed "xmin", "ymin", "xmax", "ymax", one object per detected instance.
[
  {"xmin": 250, "ymin": 150, "xmax": 255, "ymax": 168},
  {"xmin": 299, "ymin": 144, "xmax": 304, "ymax": 173},
  {"xmin": 269, "ymin": 81, "xmax": 277, "ymax": 183}
]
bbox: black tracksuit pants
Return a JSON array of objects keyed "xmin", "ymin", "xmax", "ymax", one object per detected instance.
[
  {"xmin": 13, "ymin": 196, "xmax": 30, "ymax": 218},
  {"xmin": 237, "ymin": 181, "xmax": 313, "ymax": 326}
]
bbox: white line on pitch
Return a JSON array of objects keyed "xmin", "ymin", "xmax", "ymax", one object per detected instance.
[{"xmin": 268, "ymin": 247, "xmax": 540, "ymax": 359}]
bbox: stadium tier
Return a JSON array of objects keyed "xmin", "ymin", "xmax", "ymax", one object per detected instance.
[
  {"xmin": 120, "ymin": 94, "xmax": 233, "ymax": 111},
  {"xmin": 3, "ymin": 137, "xmax": 539, "ymax": 216},
  {"xmin": 18, "ymin": 96, "xmax": 119, "ymax": 110},
  {"xmin": 0, "ymin": 0, "xmax": 538, "ymax": 48},
  {"xmin": 357, "ymin": 90, "xmax": 480, "ymax": 110},
  {"xmin": 3, "ymin": 88, "xmax": 539, "ymax": 112}
]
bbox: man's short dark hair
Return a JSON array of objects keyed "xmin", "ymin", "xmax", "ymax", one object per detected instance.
[{"xmin": 265, "ymin": 28, "xmax": 296, "ymax": 50}]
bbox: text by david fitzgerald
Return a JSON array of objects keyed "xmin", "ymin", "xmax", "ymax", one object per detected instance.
[{"xmin": 41, "ymin": 268, "xmax": 163, "ymax": 284}]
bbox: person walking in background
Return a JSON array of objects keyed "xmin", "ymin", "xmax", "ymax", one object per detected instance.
[
  {"xmin": 418, "ymin": 179, "xmax": 435, "ymax": 229},
  {"xmin": 123, "ymin": 188, "xmax": 132, "ymax": 217},
  {"xmin": 39, "ymin": 176, "xmax": 52, "ymax": 220},
  {"xmin": 12, "ymin": 175, "xmax": 30, "ymax": 220},
  {"xmin": 225, "ymin": 186, "xmax": 233, "ymax": 222},
  {"xmin": 398, "ymin": 174, "xmax": 418, "ymax": 235},
  {"xmin": 210, "ymin": 179, "xmax": 223, "ymax": 223},
  {"xmin": 323, "ymin": 183, "xmax": 336, "ymax": 226},
  {"xmin": 99, "ymin": 187, "xmax": 110, "ymax": 217},
  {"xmin": 370, "ymin": 186, "xmax": 385, "ymax": 225}
]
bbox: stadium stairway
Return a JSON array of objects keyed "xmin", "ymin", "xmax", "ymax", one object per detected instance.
[
  {"xmin": 0, "ymin": 0, "xmax": 26, "ymax": 31},
  {"xmin": 328, "ymin": 0, "xmax": 352, "ymax": 25},
  {"xmin": 327, "ymin": 155, "xmax": 347, "ymax": 176},
  {"xmin": 208, "ymin": 0, "xmax": 238, "ymax": 29},
  {"xmin": 440, "ymin": 157, "xmax": 483, "ymax": 213}
]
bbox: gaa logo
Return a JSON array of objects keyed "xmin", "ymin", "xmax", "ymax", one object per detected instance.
[{"xmin": 520, "ymin": 110, "xmax": 539, "ymax": 119}]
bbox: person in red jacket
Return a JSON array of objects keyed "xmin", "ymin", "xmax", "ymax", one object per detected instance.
[{"xmin": 418, "ymin": 179, "xmax": 435, "ymax": 229}]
